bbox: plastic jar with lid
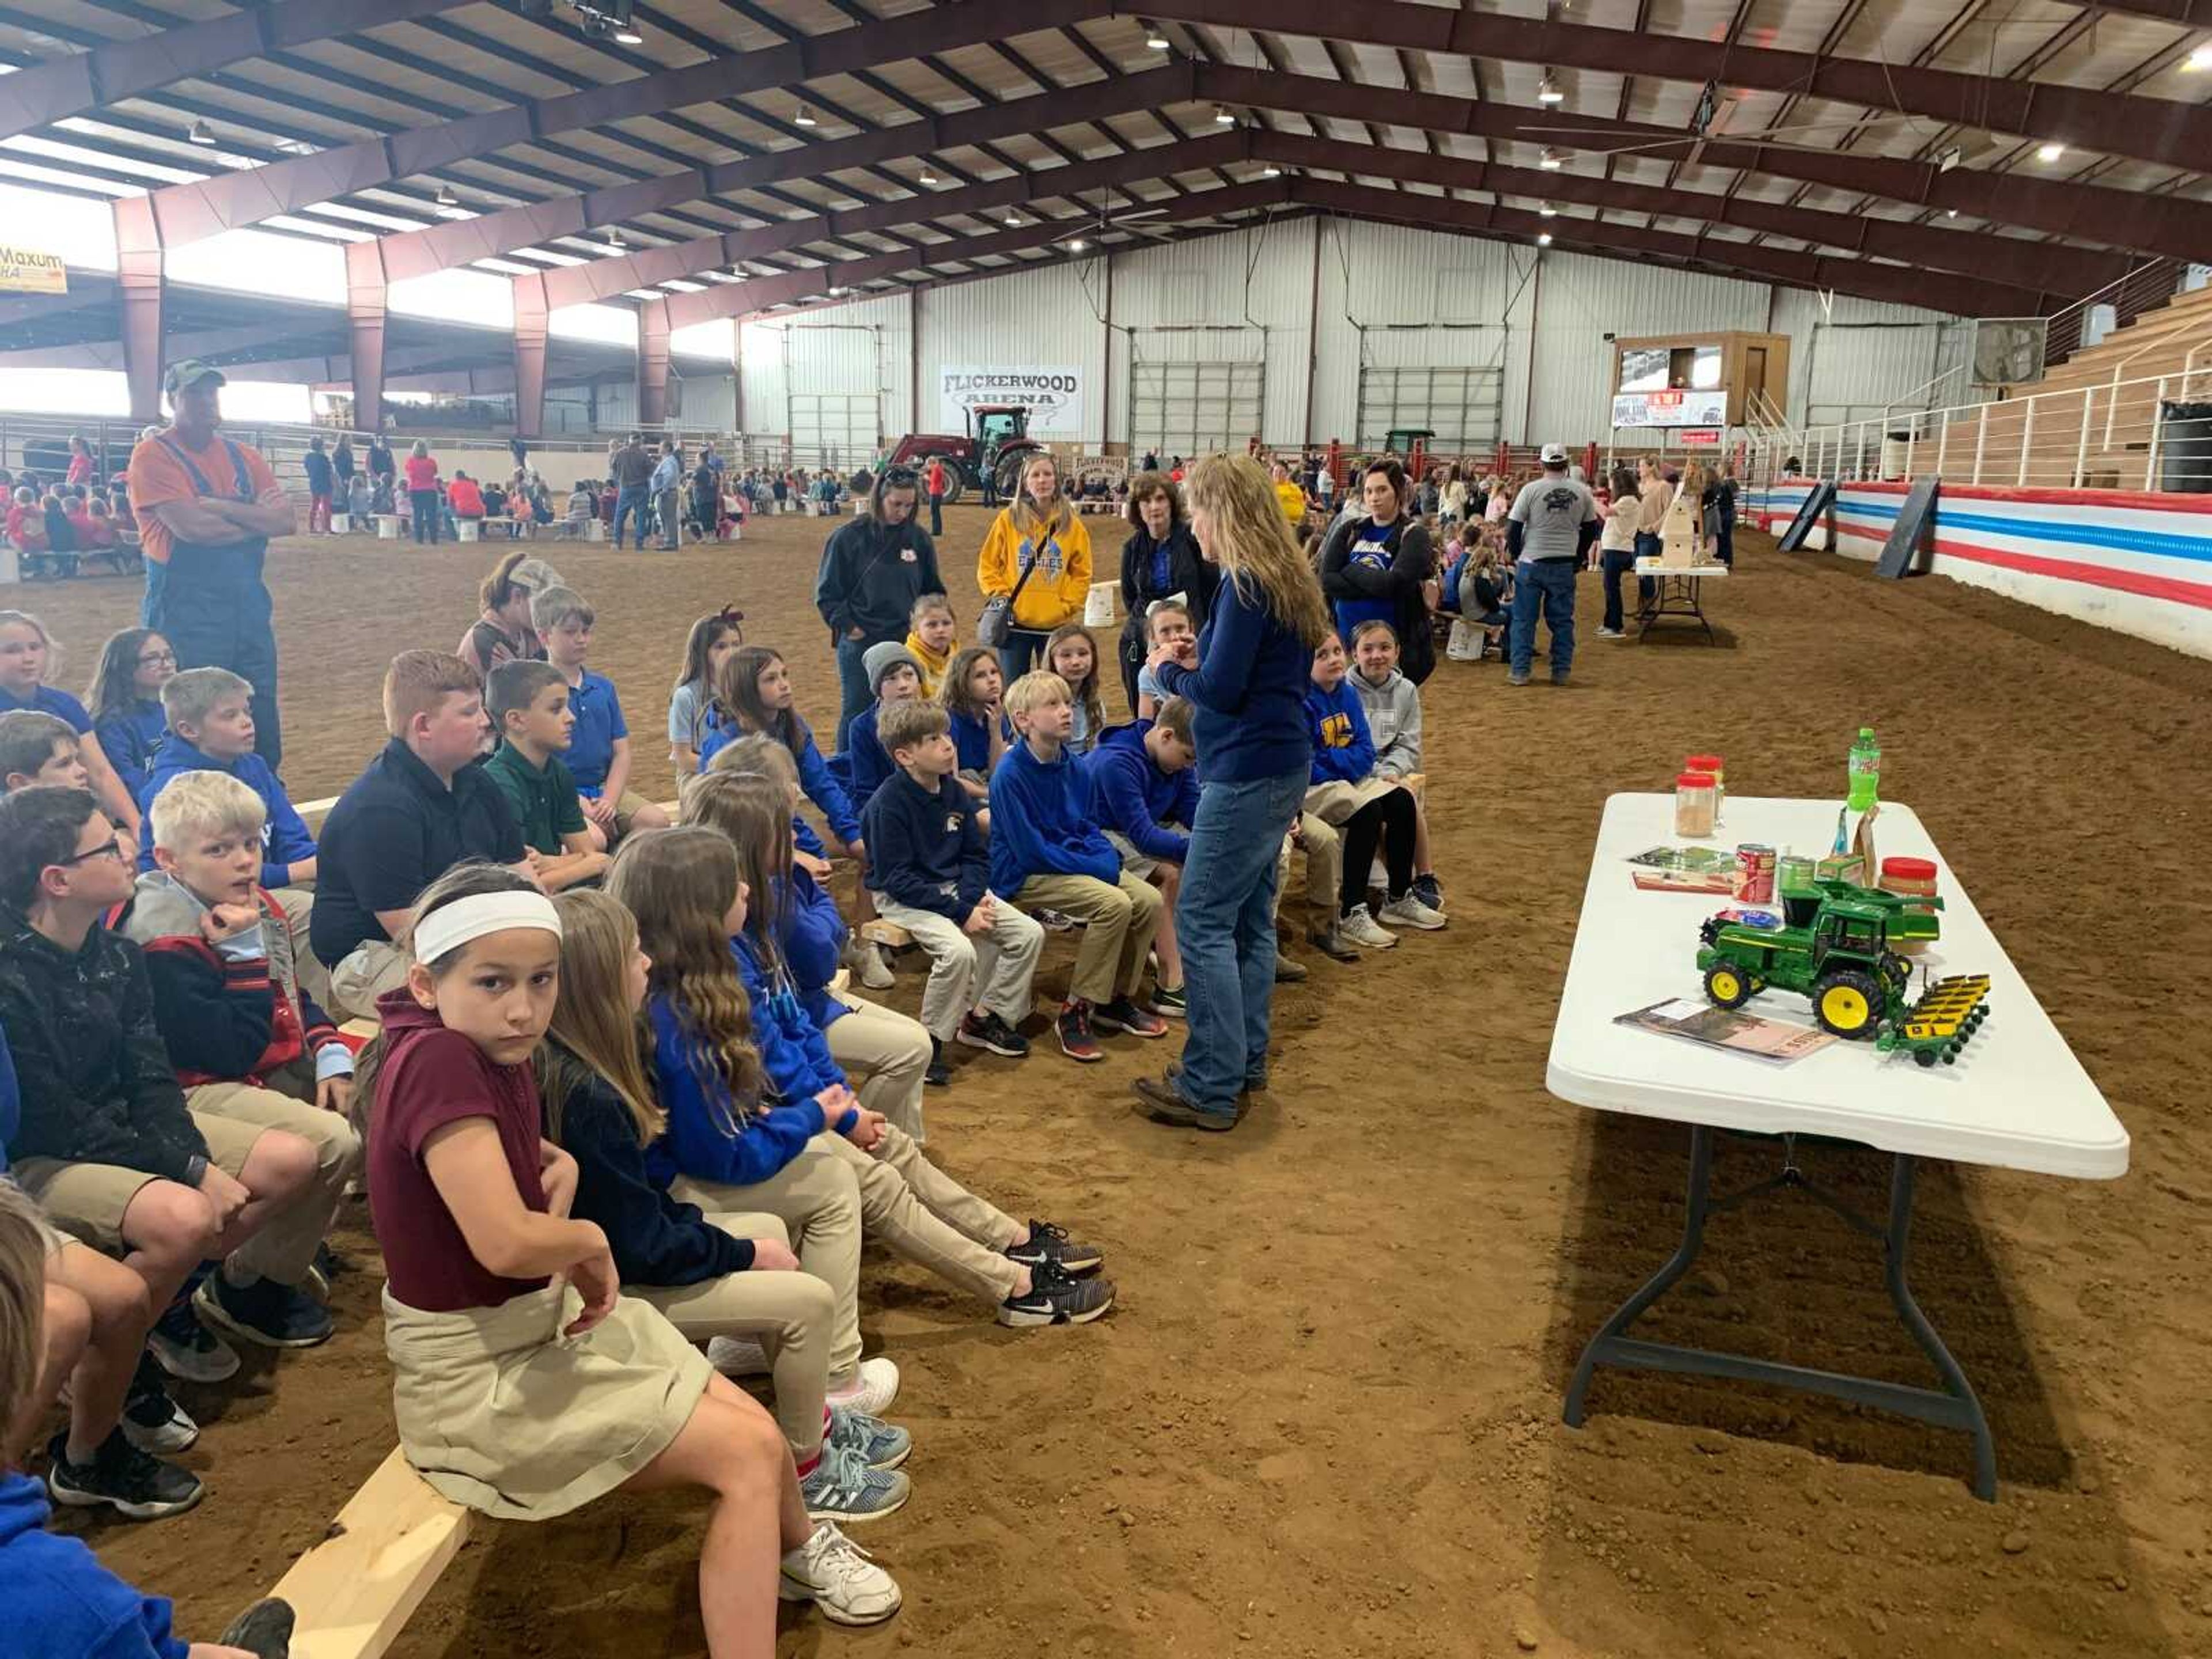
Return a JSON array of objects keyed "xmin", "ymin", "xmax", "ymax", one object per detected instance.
[
  {"xmin": 1685, "ymin": 753, "xmax": 1725, "ymax": 800},
  {"xmin": 1673, "ymin": 771, "xmax": 1719, "ymax": 838},
  {"xmin": 1878, "ymin": 856, "xmax": 1939, "ymax": 898}
]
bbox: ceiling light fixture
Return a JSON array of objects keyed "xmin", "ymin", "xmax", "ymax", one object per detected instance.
[
  {"xmin": 1538, "ymin": 71, "xmax": 1565, "ymax": 104},
  {"xmin": 612, "ymin": 22, "xmax": 643, "ymax": 44},
  {"xmin": 1946, "ymin": 209, "xmax": 1959, "ymax": 218},
  {"xmin": 730, "ymin": 266, "xmax": 747, "ymax": 281},
  {"xmin": 1540, "ymin": 147, "xmax": 1564, "ymax": 170},
  {"xmin": 2186, "ymin": 44, "xmax": 2211, "ymax": 71},
  {"xmin": 1262, "ymin": 163, "xmax": 1281, "ymax": 178},
  {"xmin": 1937, "ymin": 145, "xmax": 1963, "ymax": 173},
  {"xmin": 1146, "ymin": 28, "xmax": 1171, "ymax": 50},
  {"xmin": 918, "ymin": 165, "xmax": 938, "ymax": 184},
  {"xmin": 2036, "ymin": 141, "xmax": 2065, "ymax": 162},
  {"xmin": 795, "ymin": 104, "xmax": 818, "ymax": 128},
  {"xmin": 1539, "ymin": 204, "xmax": 1558, "ymax": 217},
  {"xmin": 187, "ymin": 119, "xmax": 217, "ymax": 146},
  {"xmin": 1537, "ymin": 232, "xmax": 1554, "ymax": 246},
  {"xmin": 606, "ymin": 226, "xmax": 626, "ymax": 249},
  {"xmin": 1068, "ymin": 237, "xmax": 1088, "ymax": 252},
  {"xmin": 435, "ymin": 184, "xmax": 459, "ymax": 209},
  {"xmin": 1214, "ymin": 105, "xmax": 1235, "ymax": 126}
]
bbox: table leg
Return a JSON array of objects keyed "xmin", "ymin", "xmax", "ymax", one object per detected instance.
[{"xmin": 1561, "ymin": 1127, "xmax": 1998, "ymax": 1501}]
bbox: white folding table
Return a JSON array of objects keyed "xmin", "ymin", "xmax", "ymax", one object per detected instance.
[
  {"xmin": 1547, "ymin": 794, "xmax": 2127, "ymax": 1499},
  {"xmin": 1632, "ymin": 555, "xmax": 1725, "ymax": 643}
]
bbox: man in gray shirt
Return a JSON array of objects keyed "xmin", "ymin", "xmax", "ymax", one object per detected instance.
[
  {"xmin": 1506, "ymin": 442, "xmax": 1599, "ymax": 686},
  {"xmin": 649, "ymin": 440, "xmax": 683, "ymax": 551}
]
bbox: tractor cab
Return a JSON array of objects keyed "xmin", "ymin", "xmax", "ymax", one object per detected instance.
[
  {"xmin": 1810, "ymin": 898, "xmax": 1888, "ymax": 969},
  {"xmin": 969, "ymin": 405, "xmax": 1031, "ymax": 463}
]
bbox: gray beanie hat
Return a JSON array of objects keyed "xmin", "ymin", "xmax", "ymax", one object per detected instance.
[{"xmin": 862, "ymin": 640, "xmax": 922, "ymax": 693}]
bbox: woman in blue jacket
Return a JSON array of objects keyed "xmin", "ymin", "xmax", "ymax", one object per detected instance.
[{"xmin": 1132, "ymin": 454, "xmax": 1334, "ymax": 1133}]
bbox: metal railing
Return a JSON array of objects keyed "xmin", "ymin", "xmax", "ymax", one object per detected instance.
[
  {"xmin": 1741, "ymin": 367, "xmax": 2212, "ymax": 493},
  {"xmin": 2042, "ymin": 257, "xmax": 2186, "ymax": 368}
]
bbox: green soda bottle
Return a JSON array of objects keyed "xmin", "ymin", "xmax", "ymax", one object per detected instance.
[{"xmin": 1847, "ymin": 727, "xmax": 1881, "ymax": 812}]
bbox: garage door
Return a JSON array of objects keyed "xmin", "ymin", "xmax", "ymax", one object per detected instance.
[
  {"xmin": 789, "ymin": 393, "xmax": 880, "ymax": 472},
  {"xmin": 1128, "ymin": 360, "xmax": 1264, "ymax": 460},
  {"xmin": 1356, "ymin": 365, "xmax": 1504, "ymax": 452}
]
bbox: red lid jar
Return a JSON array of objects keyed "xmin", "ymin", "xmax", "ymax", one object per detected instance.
[{"xmin": 1879, "ymin": 856, "xmax": 1938, "ymax": 897}]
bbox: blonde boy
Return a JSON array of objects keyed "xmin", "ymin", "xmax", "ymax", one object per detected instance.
[
  {"xmin": 124, "ymin": 771, "xmax": 360, "ymax": 1347},
  {"xmin": 308, "ymin": 650, "xmax": 532, "ymax": 1018},
  {"xmin": 987, "ymin": 671, "xmax": 1166, "ymax": 1063},
  {"xmin": 0, "ymin": 711, "xmax": 88, "ymax": 793},
  {"xmin": 531, "ymin": 585, "xmax": 669, "ymax": 843},
  {"xmin": 482, "ymin": 659, "xmax": 613, "ymax": 891}
]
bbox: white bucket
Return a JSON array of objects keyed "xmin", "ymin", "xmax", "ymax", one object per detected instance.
[
  {"xmin": 330, "ymin": 513, "xmax": 351, "ymax": 535},
  {"xmin": 1083, "ymin": 582, "xmax": 1118, "ymax": 628},
  {"xmin": 375, "ymin": 514, "xmax": 401, "ymax": 540},
  {"xmin": 586, "ymin": 519, "xmax": 607, "ymax": 542},
  {"xmin": 457, "ymin": 517, "xmax": 481, "ymax": 542}
]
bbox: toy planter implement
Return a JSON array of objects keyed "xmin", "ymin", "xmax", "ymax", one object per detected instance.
[
  {"xmin": 1696, "ymin": 878, "xmax": 1953, "ymax": 1043},
  {"xmin": 1876, "ymin": 974, "xmax": 1992, "ymax": 1067}
]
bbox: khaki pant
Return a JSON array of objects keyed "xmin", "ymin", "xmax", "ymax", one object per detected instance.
[
  {"xmin": 631, "ymin": 1211, "xmax": 835, "ymax": 1459},
  {"xmin": 187, "ymin": 1063, "xmax": 361, "ymax": 1285},
  {"xmin": 817, "ymin": 1127, "xmax": 1023, "ymax": 1305},
  {"xmin": 1272, "ymin": 812, "xmax": 1340, "ymax": 921},
  {"xmin": 1013, "ymin": 870, "xmax": 1162, "ymax": 1006},
  {"xmin": 327, "ymin": 938, "xmax": 410, "ymax": 1022},
  {"xmin": 267, "ymin": 887, "xmax": 332, "ymax": 1014},
  {"xmin": 670, "ymin": 1151, "xmax": 867, "ymax": 1381},
  {"xmin": 873, "ymin": 895, "xmax": 1043, "ymax": 1041},
  {"xmin": 823, "ymin": 993, "xmax": 932, "ymax": 1144}
]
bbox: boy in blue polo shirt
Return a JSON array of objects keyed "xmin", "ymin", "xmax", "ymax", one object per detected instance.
[
  {"xmin": 531, "ymin": 586, "xmax": 669, "ymax": 848},
  {"xmin": 135, "ymin": 666, "xmax": 325, "ymax": 1006}
]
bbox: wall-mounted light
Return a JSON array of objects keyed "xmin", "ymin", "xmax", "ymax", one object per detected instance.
[
  {"xmin": 188, "ymin": 120, "xmax": 217, "ymax": 146},
  {"xmin": 1538, "ymin": 71, "xmax": 1565, "ymax": 104}
]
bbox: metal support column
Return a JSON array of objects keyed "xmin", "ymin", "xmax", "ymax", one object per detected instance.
[
  {"xmin": 344, "ymin": 240, "xmax": 391, "ymax": 437},
  {"xmin": 513, "ymin": 273, "xmax": 550, "ymax": 440},
  {"xmin": 638, "ymin": 297, "xmax": 672, "ymax": 429},
  {"xmin": 112, "ymin": 195, "xmax": 166, "ymax": 425}
]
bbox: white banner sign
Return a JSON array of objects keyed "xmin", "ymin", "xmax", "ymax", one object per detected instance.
[
  {"xmin": 940, "ymin": 365, "xmax": 1085, "ymax": 438},
  {"xmin": 1611, "ymin": 388, "xmax": 1729, "ymax": 429}
]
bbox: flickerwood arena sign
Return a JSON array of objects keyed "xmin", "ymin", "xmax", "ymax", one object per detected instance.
[{"xmin": 940, "ymin": 365, "xmax": 1085, "ymax": 437}]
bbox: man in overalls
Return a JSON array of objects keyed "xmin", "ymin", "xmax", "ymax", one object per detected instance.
[{"xmin": 125, "ymin": 361, "xmax": 297, "ymax": 770}]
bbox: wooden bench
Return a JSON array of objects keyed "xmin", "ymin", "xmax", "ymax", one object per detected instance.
[{"xmin": 266, "ymin": 1446, "xmax": 469, "ymax": 1659}]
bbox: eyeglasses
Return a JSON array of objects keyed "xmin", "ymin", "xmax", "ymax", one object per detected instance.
[
  {"xmin": 137, "ymin": 650, "xmax": 177, "ymax": 666},
  {"xmin": 53, "ymin": 836, "xmax": 130, "ymax": 870}
]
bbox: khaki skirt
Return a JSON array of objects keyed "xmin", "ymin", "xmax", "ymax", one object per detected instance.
[
  {"xmin": 382, "ymin": 1282, "xmax": 711, "ymax": 1521},
  {"xmin": 1303, "ymin": 775, "xmax": 1402, "ymax": 826}
]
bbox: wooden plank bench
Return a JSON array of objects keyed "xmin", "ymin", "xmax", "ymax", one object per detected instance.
[{"xmin": 267, "ymin": 1446, "xmax": 469, "ymax": 1659}]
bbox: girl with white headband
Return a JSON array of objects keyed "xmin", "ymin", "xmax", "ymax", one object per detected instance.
[{"xmin": 356, "ymin": 861, "xmax": 900, "ymax": 1650}]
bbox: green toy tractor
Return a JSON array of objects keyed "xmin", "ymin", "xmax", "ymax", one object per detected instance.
[{"xmin": 1695, "ymin": 882, "xmax": 1921, "ymax": 1040}]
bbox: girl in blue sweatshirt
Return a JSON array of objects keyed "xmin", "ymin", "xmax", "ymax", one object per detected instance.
[
  {"xmin": 608, "ymin": 828, "xmax": 1112, "ymax": 1341},
  {"xmin": 84, "ymin": 627, "xmax": 175, "ymax": 809},
  {"xmin": 1302, "ymin": 631, "xmax": 1444, "ymax": 950},
  {"xmin": 697, "ymin": 646, "xmax": 863, "ymax": 859}
]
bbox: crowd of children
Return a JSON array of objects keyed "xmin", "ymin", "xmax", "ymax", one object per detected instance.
[
  {"xmin": 0, "ymin": 448, "xmax": 1493, "ymax": 1659},
  {"xmin": 3, "ymin": 460, "xmax": 141, "ymax": 583}
]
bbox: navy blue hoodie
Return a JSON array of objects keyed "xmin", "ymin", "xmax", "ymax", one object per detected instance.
[
  {"xmin": 1082, "ymin": 720, "xmax": 1198, "ymax": 863},
  {"xmin": 861, "ymin": 767, "xmax": 990, "ymax": 923},
  {"xmin": 1153, "ymin": 571, "xmax": 1312, "ymax": 783}
]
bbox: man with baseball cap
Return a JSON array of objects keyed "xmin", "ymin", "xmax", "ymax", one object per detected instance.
[
  {"xmin": 1504, "ymin": 442, "xmax": 1599, "ymax": 687},
  {"xmin": 126, "ymin": 361, "xmax": 296, "ymax": 768}
]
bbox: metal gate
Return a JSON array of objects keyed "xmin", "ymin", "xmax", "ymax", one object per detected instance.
[
  {"xmin": 1128, "ymin": 360, "xmax": 1265, "ymax": 460},
  {"xmin": 789, "ymin": 393, "xmax": 880, "ymax": 472},
  {"xmin": 1356, "ymin": 365, "xmax": 1504, "ymax": 450}
]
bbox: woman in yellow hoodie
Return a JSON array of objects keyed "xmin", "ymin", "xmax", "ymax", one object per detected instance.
[{"xmin": 976, "ymin": 452, "xmax": 1090, "ymax": 680}]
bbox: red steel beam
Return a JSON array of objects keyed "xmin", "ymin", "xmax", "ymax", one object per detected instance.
[
  {"xmin": 0, "ymin": 0, "xmax": 474, "ymax": 143},
  {"xmin": 1196, "ymin": 64, "xmax": 2212, "ymax": 266},
  {"xmin": 131, "ymin": 0, "xmax": 1099, "ymax": 249},
  {"xmin": 1154, "ymin": 0, "xmax": 2212, "ymax": 173},
  {"xmin": 382, "ymin": 60, "xmax": 1199, "ymax": 285}
]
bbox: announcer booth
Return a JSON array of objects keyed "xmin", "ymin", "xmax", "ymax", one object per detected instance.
[{"xmin": 1608, "ymin": 331, "xmax": 1791, "ymax": 454}]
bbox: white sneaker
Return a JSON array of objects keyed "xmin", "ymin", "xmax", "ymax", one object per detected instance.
[
  {"xmin": 706, "ymin": 1335, "xmax": 772, "ymax": 1377},
  {"xmin": 1338, "ymin": 908, "xmax": 1397, "ymax": 950},
  {"xmin": 1378, "ymin": 892, "xmax": 1448, "ymax": 931},
  {"xmin": 1596, "ymin": 627, "xmax": 1626, "ymax": 639},
  {"xmin": 778, "ymin": 1521, "xmax": 902, "ymax": 1626},
  {"xmin": 824, "ymin": 1356, "xmax": 900, "ymax": 1417}
]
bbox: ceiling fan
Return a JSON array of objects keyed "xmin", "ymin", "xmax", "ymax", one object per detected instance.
[
  {"xmin": 1516, "ymin": 75, "xmax": 1944, "ymax": 164},
  {"xmin": 1048, "ymin": 188, "xmax": 1175, "ymax": 248}
]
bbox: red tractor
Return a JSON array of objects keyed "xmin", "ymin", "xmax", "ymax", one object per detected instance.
[{"xmin": 880, "ymin": 404, "xmax": 1043, "ymax": 505}]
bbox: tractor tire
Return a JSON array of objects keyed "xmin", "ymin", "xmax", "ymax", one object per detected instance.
[
  {"xmin": 925, "ymin": 455, "xmax": 966, "ymax": 506},
  {"xmin": 1703, "ymin": 963, "xmax": 1754, "ymax": 1010},
  {"xmin": 1814, "ymin": 969, "xmax": 1883, "ymax": 1040},
  {"xmin": 992, "ymin": 448, "xmax": 1031, "ymax": 502}
]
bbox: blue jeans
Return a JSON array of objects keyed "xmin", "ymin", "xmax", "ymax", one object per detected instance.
[
  {"xmin": 1631, "ymin": 532, "xmax": 1660, "ymax": 604},
  {"xmin": 1172, "ymin": 766, "xmax": 1309, "ymax": 1112},
  {"xmin": 613, "ymin": 486, "xmax": 649, "ymax": 549},
  {"xmin": 996, "ymin": 629, "xmax": 1047, "ymax": 684},
  {"xmin": 1509, "ymin": 558, "xmax": 1577, "ymax": 679},
  {"xmin": 832, "ymin": 631, "xmax": 879, "ymax": 751}
]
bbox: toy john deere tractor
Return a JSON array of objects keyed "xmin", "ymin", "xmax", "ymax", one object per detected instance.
[{"xmin": 1696, "ymin": 880, "xmax": 1922, "ymax": 1040}]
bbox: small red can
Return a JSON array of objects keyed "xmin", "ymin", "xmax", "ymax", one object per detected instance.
[{"xmin": 1734, "ymin": 843, "xmax": 1777, "ymax": 904}]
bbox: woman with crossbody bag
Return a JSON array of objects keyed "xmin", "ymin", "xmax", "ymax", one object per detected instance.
[{"xmin": 975, "ymin": 453, "xmax": 1089, "ymax": 681}]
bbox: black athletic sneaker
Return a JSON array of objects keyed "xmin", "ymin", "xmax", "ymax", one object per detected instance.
[
  {"xmin": 1093, "ymin": 996, "xmax": 1168, "ymax": 1039},
  {"xmin": 47, "ymin": 1430, "xmax": 204, "ymax": 1521},
  {"xmin": 997, "ymin": 1264, "xmax": 1115, "ymax": 1328},
  {"xmin": 195, "ymin": 1272, "xmax": 335, "ymax": 1349},
  {"xmin": 1055, "ymin": 1003, "xmax": 1104, "ymax": 1063},
  {"xmin": 925, "ymin": 1037, "xmax": 951, "ymax": 1088},
  {"xmin": 148, "ymin": 1294, "xmax": 239, "ymax": 1382},
  {"xmin": 956, "ymin": 1009, "xmax": 1029, "ymax": 1058},
  {"xmin": 121, "ymin": 1356, "xmax": 199, "ymax": 1454},
  {"xmin": 1005, "ymin": 1219, "xmax": 1104, "ymax": 1277},
  {"xmin": 217, "ymin": 1599, "xmax": 297, "ymax": 1659}
]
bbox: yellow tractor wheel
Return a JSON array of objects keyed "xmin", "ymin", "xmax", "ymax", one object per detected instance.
[
  {"xmin": 1815, "ymin": 971, "xmax": 1881, "ymax": 1039},
  {"xmin": 1703, "ymin": 964, "xmax": 1752, "ymax": 1009}
]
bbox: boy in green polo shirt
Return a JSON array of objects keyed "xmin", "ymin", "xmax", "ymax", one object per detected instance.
[{"xmin": 483, "ymin": 660, "xmax": 611, "ymax": 892}]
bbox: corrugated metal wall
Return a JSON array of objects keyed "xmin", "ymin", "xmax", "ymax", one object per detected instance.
[
  {"xmin": 1528, "ymin": 257, "xmax": 1770, "ymax": 442},
  {"xmin": 1770, "ymin": 291, "xmax": 1957, "ymax": 427},
  {"xmin": 916, "ymin": 263, "xmax": 1111, "ymax": 445}
]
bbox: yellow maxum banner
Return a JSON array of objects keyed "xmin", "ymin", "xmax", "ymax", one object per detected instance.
[{"xmin": 0, "ymin": 244, "xmax": 66, "ymax": 294}]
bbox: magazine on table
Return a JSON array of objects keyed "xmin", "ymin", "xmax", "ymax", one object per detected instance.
[{"xmin": 1615, "ymin": 998, "xmax": 1837, "ymax": 1063}]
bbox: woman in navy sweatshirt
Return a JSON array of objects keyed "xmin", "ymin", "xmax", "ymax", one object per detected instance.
[{"xmin": 1132, "ymin": 453, "xmax": 1332, "ymax": 1133}]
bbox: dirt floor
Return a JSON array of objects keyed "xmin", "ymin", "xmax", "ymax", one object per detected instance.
[{"xmin": 25, "ymin": 503, "xmax": 2212, "ymax": 1658}]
